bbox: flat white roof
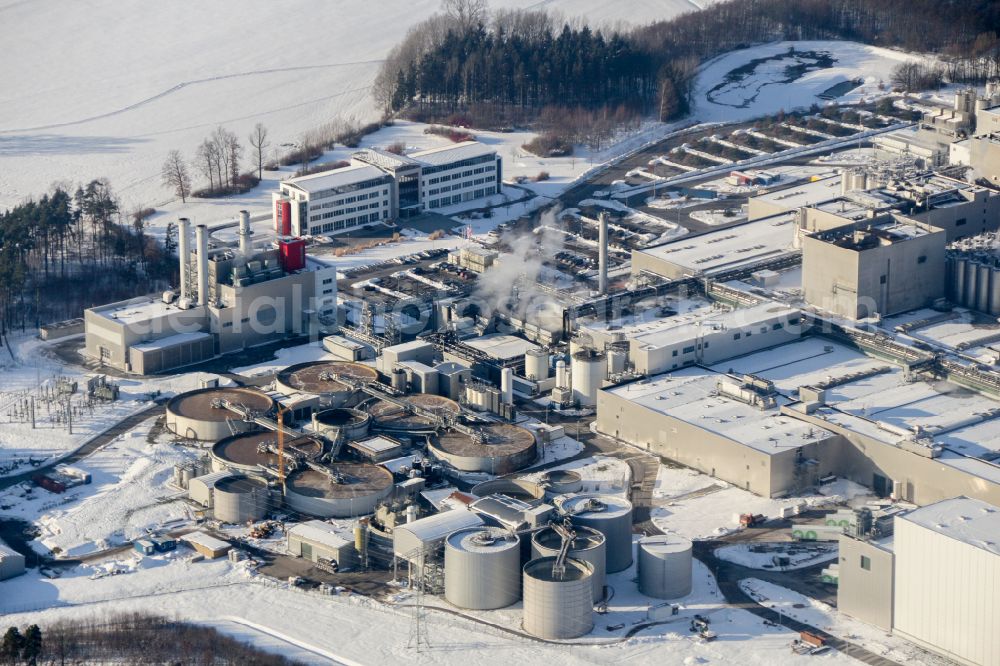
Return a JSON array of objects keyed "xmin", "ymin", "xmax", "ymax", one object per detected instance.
[
  {"xmin": 283, "ymin": 164, "xmax": 388, "ymax": 194},
  {"xmin": 394, "ymin": 508, "xmax": 484, "ymax": 545},
  {"xmin": 900, "ymin": 497, "xmax": 1000, "ymax": 556},
  {"xmin": 0, "ymin": 540, "xmax": 22, "ymax": 560},
  {"xmin": 750, "ymin": 175, "xmax": 841, "ymax": 211},
  {"xmin": 587, "ymin": 302, "xmax": 799, "ymax": 351},
  {"xmin": 352, "ymin": 435, "xmax": 401, "ymax": 454},
  {"xmin": 92, "ymin": 297, "xmax": 203, "ymax": 324},
  {"xmin": 288, "ymin": 520, "xmax": 351, "ymax": 550},
  {"xmin": 606, "ymin": 367, "xmax": 835, "ymax": 455},
  {"xmin": 636, "ymin": 212, "xmax": 797, "ymax": 275},
  {"xmin": 463, "ymin": 333, "xmax": 540, "ymax": 360},
  {"xmin": 182, "ymin": 531, "xmax": 230, "ymax": 551},
  {"xmin": 410, "ymin": 141, "xmax": 496, "ymax": 167}
]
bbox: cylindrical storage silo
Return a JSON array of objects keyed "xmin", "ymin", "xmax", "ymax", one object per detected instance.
[
  {"xmin": 525, "ymin": 348, "xmax": 549, "ymax": 381},
  {"xmin": 990, "ymin": 267, "xmax": 1000, "ymax": 316},
  {"xmin": 312, "ymin": 408, "xmax": 371, "ymax": 440},
  {"xmin": 955, "ymin": 257, "xmax": 967, "ymax": 305},
  {"xmin": 522, "ymin": 557, "xmax": 594, "ymax": 639},
  {"xmin": 559, "ymin": 494, "xmax": 633, "ymax": 573},
  {"xmin": 555, "ymin": 360, "xmax": 569, "ymax": 390},
  {"xmin": 977, "ymin": 262, "xmax": 991, "ymax": 313},
  {"xmin": 637, "ymin": 533, "xmax": 693, "ymax": 599},
  {"xmin": 571, "ymin": 349, "xmax": 605, "ymax": 407},
  {"xmin": 213, "ymin": 476, "xmax": 269, "ymax": 523},
  {"xmin": 607, "ymin": 347, "xmax": 628, "ymax": 376},
  {"xmin": 444, "ymin": 527, "xmax": 521, "ymax": 610},
  {"xmin": 965, "ymin": 260, "xmax": 978, "ymax": 307},
  {"xmin": 391, "ymin": 367, "xmax": 407, "ymax": 392},
  {"xmin": 531, "ymin": 525, "xmax": 606, "ymax": 602}
]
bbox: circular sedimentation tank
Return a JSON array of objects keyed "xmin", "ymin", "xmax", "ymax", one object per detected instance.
[
  {"xmin": 312, "ymin": 408, "xmax": 371, "ymax": 440},
  {"xmin": 211, "ymin": 431, "xmax": 324, "ymax": 474},
  {"xmin": 560, "ymin": 494, "xmax": 633, "ymax": 573},
  {"xmin": 522, "ymin": 557, "xmax": 594, "ymax": 639},
  {"xmin": 542, "ymin": 469, "xmax": 583, "ymax": 496},
  {"xmin": 367, "ymin": 394, "xmax": 461, "ymax": 432},
  {"xmin": 472, "ymin": 477, "xmax": 546, "ymax": 503},
  {"xmin": 444, "ymin": 527, "xmax": 521, "ymax": 610},
  {"xmin": 276, "ymin": 361, "xmax": 377, "ymax": 405},
  {"xmin": 429, "ymin": 423, "xmax": 537, "ymax": 475},
  {"xmin": 166, "ymin": 387, "xmax": 277, "ymax": 441},
  {"xmin": 637, "ymin": 533, "xmax": 693, "ymax": 599},
  {"xmin": 531, "ymin": 525, "xmax": 606, "ymax": 603},
  {"xmin": 213, "ymin": 475, "xmax": 269, "ymax": 524},
  {"xmin": 283, "ymin": 463, "xmax": 393, "ymax": 518}
]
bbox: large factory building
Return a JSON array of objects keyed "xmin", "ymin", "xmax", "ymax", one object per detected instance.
[
  {"xmin": 273, "ymin": 141, "xmax": 501, "ymax": 237},
  {"xmin": 84, "ymin": 212, "xmax": 337, "ymax": 374}
]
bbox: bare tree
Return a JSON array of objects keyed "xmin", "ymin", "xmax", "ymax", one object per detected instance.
[
  {"xmin": 161, "ymin": 150, "xmax": 192, "ymax": 202},
  {"xmin": 248, "ymin": 122, "xmax": 269, "ymax": 179},
  {"xmin": 196, "ymin": 139, "xmax": 219, "ymax": 191},
  {"xmin": 441, "ymin": 0, "xmax": 489, "ymax": 30}
]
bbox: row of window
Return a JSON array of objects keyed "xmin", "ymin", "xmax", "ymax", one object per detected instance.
[
  {"xmin": 428, "ymin": 175, "xmax": 495, "ymax": 196},
  {"xmin": 317, "ymin": 211, "xmax": 386, "ymax": 233},
  {"xmin": 421, "ymin": 153, "xmax": 495, "ymax": 176},
  {"xmin": 310, "ymin": 200, "xmax": 383, "ymax": 222},
  {"xmin": 315, "ymin": 189, "xmax": 389, "ymax": 211},
  {"xmin": 669, "ymin": 319, "xmax": 800, "ymax": 357},
  {"xmin": 309, "ymin": 177, "xmax": 392, "ymax": 200},
  {"xmin": 427, "ymin": 164, "xmax": 493, "ymax": 185}
]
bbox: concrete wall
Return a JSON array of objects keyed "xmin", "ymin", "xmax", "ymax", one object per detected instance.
[
  {"xmin": 287, "ymin": 533, "xmax": 358, "ymax": 569},
  {"xmin": 893, "ymin": 517, "xmax": 1000, "ymax": 666},
  {"xmin": 213, "ymin": 272, "xmax": 317, "ymax": 354},
  {"xmin": 803, "ymin": 226, "xmax": 946, "ymax": 319},
  {"xmin": 630, "ymin": 249, "xmax": 690, "ymax": 281},
  {"xmin": 131, "ymin": 335, "xmax": 215, "ymax": 375},
  {"xmin": 84, "ymin": 301, "xmax": 208, "ymax": 372},
  {"xmin": 596, "ymin": 390, "xmax": 838, "ymax": 497},
  {"xmin": 912, "ymin": 186, "xmax": 1000, "ymax": 240},
  {"xmin": 969, "ymin": 136, "xmax": 1000, "ymax": 187},
  {"xmin": 837, "ymin": 535, "xmax": 894, "ymax": 631}
]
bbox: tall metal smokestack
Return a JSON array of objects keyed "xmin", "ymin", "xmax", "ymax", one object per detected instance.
[
  {"xmin": 195, "ymin": 224, "xmax": 209, "ymax": 306},
  {"xmin": 598, "ymin": 212, "xmax": 609, "ymax": 295},
  {"xmin": 238, "ymin": 210, "xmax": 252, "ymax": 257},
  {"xmin": 178, "ymin": 217, "xmax": 190, "ymax": 301}
]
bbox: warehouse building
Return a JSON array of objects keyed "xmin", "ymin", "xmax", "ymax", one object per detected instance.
[
  {"xmin": 287, "ymin": 520, "xmax": 358, "ymax": 570},
  {"xmin": 0, "ymin": 540, "xmax": 25, "ymax": 581},
  {"xmin": 839, "ymin": 497, "xmax": 1000, "ymax": 666},
  {"xmin": 272, "ymin": 141, "xmax": 501, "ymax": 236},
  {"xmin": 801, "ymin": 215, "xmax": 946, "ymax": 320}
]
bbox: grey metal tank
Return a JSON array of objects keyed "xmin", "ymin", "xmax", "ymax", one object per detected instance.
[
  {"xmin": 444, "ymin": 527, "xmax": 521, "ymax": 610},
  {"xmin": 559, "ymin": 494, "xmax": 633, "ymax": 573},
  {"xmin": 531, "ymin": 525, "xmax": 606, "ymax": 602},
  {"xmin": 541, "ymin": 469, "xmax": 583, "ymax": 497},
  {"xmin": 213, "ymin": 475, "xmax": 269, "ymax": 523},
  {"xmin": 522, "ymin": 557, "xmax": 594, "ymax": 639},
  {"xmin": 637, "ymin": 533, "xmax": 693, "ymax": 599}
]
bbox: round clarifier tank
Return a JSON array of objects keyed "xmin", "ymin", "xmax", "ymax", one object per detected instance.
[
  {"xmin": 531, "ymin": 525, "xmax": 606, "ymax": 602},
  {"xmin": 560, "ymin": 494, "xmax": 633, "ymax": 573},
  {"xmin": 275, "ymin": 361, "xmax": 377, "ymax": 405},
  {"xmin": 429, "ymin": 423, "xmax": 537, "ymax": 474},
  {"xmin": 211, "ymin": 430, "xmax": 324, "ymax": 474},
  {"xmin": 166, "ymin": 387, "xmax": 277, "ymax": 441},
  {"xmin": 444, "ymin": 527, "xmax": 521, "ymax": 610},
  {"xmin": 283, "ymin": 463, "xmax": 393, "ymax": 518},
  {"xmin": 637, "ymin": 533, "xmax": 693, "ymax": 599},
  {"xmin": 522, "ymin": 557, "xmax": 594, "ymax": 639},
  {"xmin": 367, "ymin": 394, "xmax": 461, "ymax": 432},
  {"xmin": 542, "ymin": 469, "xmax": 583, "ymax": 497},
  {"xmin": 471, "ymin": 477, "xmax": 546, "ymax": 503},
  {"xmin": 311, "ymin": 408, "xmax": 371, "ymax": 440},
  {"xmin": 212, "ymin": 475, "xmax": 269, "ymax": 524}
]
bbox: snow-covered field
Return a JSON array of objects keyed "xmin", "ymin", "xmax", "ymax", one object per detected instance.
[{"xmin": 692, "ymin": 41, "xmax": 928, "ymax": 123}]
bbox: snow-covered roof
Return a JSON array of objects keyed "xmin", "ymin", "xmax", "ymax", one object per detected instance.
[
  {"xmin": 188, "ymin": 471, "xmax": 234, "ymax": 489},
  {"xmin": 409, "ymin": 141, "xmax": 496, "ymax": 167},
  {"xmin": 899, "ymin": 497, "xmax": 1000, "ymax": 556},
  {"xmin": 182, "ymin": 531, "xmax": 230, "ymax": 552},
  {"xmin": 0, "ymin": 540, "xmax": 23, "ymax": 560},
  {"xmin": 352, "ymin": 435, "xmax": 401, "ymax": 454},
  {"xmin": 288, "ymin": 520, "xmax": 351, "ymax": 550},
  {"xmin": 380, "ymin": 455, "xmax": 419, "ymax": 475},
  {"xmin": 606, "ymin": 367, "xmax": 836, "ymax": 455},
  {"xmin": 462, "ymin": 333, "xmax": 540, "ymax": 360},
  {"xmin": 283, "ymin": 164, "xmax": 389, "ymax": 194},
  {"xmin": 394, "ymin": 509, "xmax": 484, "ymax": 549},
  {"xmin": 636, "ymin": 211, "xmax": 798, "ymax": 276}
]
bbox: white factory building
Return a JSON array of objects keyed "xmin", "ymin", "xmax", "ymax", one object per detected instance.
[
  {"xmin": 839, "ymin": 497, "xmax": 1000, "ymax": 666},
  {"xmin": 273, "ymin": 141, "xmax": 502, "ymax": 237}
]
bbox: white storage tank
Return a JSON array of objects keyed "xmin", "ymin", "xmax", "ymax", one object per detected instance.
[
  {"xmin": 541, "ymin": 469, "xmax": 583, "ymax": 497},
  {"xmin": 213, "ymin": 476, "xmax": 269, "ymax": 524},
  {"xmin": 523, "ymin": 557, "xmax": 594, "ymax": 639},
  {"xmin": 525, "ymin": 348, "xmax": 549, "ymax": 381},
  {"xmin": 531, "ymin": 525, "xmax": 606, "ymax": 602},
  {"xmin": 570, "ymin": 349, "xmax": 605, "ymax": 407},
  {"xmin": 560, "ymin": 494, "xmax": 633, "ymax": 573},
  {"xmin": 607, "ymin": 346, "xmax": 628, "ymax": 376},
  {"xmin": 444, "ymin": 527, "xmax": 521, "ymax": 610},
  {"xmin": 637, "ymin": 533, "xmax": 693, "ymax": 599}
]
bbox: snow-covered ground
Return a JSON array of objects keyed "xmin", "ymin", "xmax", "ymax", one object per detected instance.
[
  {"xmin": 715, "ymin": 543, "xmax": 838, "ymax": 571},
  {"xmin": 692, "ymin": 41, "xmax": 929, "ymax": 123},
  {"xmin": 739, "ymin": 579, "xmax": 954, "ymax": 666}
]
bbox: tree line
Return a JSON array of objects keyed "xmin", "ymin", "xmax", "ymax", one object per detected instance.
[
  {"xmin": 375, "ymin": 0, "xmax": 1000, "ymax": 129},
  {"xmin": 161, "ymin": 122, "xmax": 270, "ymax": 202}
]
